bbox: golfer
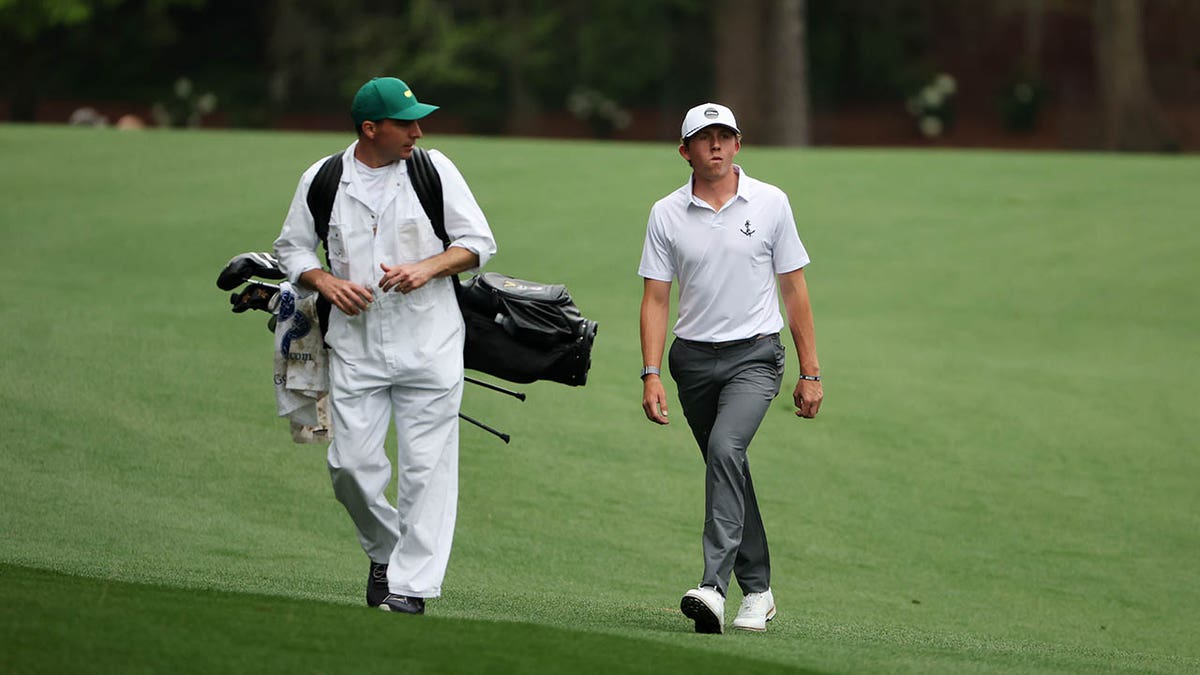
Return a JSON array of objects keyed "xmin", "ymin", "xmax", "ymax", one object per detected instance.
[
  {"xmin": 274, "ymin": 77, "xmax": 496, "ymax": 614},
  {"xmin": 638, "ymin": 103, "xmax": 823, "ymax": 634}
]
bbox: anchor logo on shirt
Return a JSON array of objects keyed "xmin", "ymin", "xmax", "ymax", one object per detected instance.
[{"xmin": 740, "ymin": 220, "xmax": 755, "ymax": 237}]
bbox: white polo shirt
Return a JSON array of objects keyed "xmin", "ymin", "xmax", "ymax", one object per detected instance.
[{"xmin": 638, "ymin": 166, "xmax": 810, "ymax": 342}]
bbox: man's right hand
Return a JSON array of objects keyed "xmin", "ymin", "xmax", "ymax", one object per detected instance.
[
  {"xmin": 642, "ymin": 375, "xmax": 670, "ymax": 425},
  {"xmin": 301, "ymin": 269, "xmax": 374, "ymax": 316}
]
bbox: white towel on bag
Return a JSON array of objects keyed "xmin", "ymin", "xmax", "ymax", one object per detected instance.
[{"xmin": 271, "ymin": 282, "xmax": 332, "ymax": 443}]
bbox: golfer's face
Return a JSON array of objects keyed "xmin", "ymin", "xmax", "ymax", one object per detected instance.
[
  {"xmin": 682, "ymin": 126, "xmax": 740, "ymax": 180},
  {"xmin": 373, "ymin": 118, "xmax": 423, "ymax": 161}
]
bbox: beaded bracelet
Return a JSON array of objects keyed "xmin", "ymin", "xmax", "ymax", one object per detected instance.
[{"xmin": 798, "ymin": 374, "xmax": 821, "ymax": 381}]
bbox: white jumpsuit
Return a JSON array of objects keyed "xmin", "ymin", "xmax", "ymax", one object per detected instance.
[{"xmin": 274, "ymin": 142, "xmax": 497, "ymax": 598}]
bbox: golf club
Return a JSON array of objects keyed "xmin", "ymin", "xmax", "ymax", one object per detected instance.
[
  {"xmin": 230, "ymin": 281, "xmax": 280, "ymax": 313},
  {"xmin": 217, "ymin": 251, "xmax": 286, "ymax": 290}
]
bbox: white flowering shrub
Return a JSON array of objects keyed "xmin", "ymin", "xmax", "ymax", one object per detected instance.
[
  {"xmin": 152, "ymin": 77, "xmax": 219, "ymax": 128},
  {"xmin": 905, "ymin": 73, "xmax": 956, "ymax": 139},
  {"xmin": 567, "ymin": 88, "xmax": 632, "ymax": 138}
]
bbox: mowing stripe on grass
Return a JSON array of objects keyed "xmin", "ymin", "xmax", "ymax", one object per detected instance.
[{"xmin": 1, "ymin": 124, "xmax": 1197, "ymax": 673}]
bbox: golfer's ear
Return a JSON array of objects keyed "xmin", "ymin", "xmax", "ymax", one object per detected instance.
[
  {"xmin": 361, "ymin": 121, "xmax": 376, "ymax": 139},
  {"xmin": 678, "ymin": 143, "xmax": 690, "ymax": 162}
]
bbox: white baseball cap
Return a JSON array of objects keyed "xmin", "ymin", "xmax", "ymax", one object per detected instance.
[{"xmin": 681, "ymin": 102, "xmax": 740, "ymax": 140}]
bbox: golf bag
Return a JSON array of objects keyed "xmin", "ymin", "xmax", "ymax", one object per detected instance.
[
  {"xmin": 307, "ymin": 148, "xmax": 597, "ymax": 386},
  {"xmin": 459, "ymin": 272, "xmax": 597, "ymax": 386}
]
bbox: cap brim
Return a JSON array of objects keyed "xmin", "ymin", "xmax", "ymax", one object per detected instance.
[
  {"xmin": 387, "ymin": 103, "xmax": 439, "ymax": 121},
  {"xmin": 682, "ymin": 122, "xmax": 739, "ymax": 140}
]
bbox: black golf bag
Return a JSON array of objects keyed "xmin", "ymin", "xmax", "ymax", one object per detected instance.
[{"xmin": 458, "ymin": 272, "xmax": 597, "ymax": 386}]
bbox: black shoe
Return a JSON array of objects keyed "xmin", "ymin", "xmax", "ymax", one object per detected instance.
[
  {"xmin": 366, "ymin": 562, "xmax": 389, "ymax": 608},
  {"xmin": 378, "ymin": 593, "xmax": 425, "ymax": 615}
]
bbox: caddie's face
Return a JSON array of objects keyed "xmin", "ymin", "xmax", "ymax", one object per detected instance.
[
  {"xmin": 364, "ymin": 118, "xmax": 423, "ymax": 162},
  {"xmin": 679, "ymin": 125, "xmax": 740, "ymax": 181}
]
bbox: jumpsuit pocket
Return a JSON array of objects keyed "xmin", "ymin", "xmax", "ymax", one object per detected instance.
[
  {"xmin": 327, "ymin": 220, "xmax": 373, "ymax": 284},
  {"xmin": 326, "ymin": 224, "xmax": 350, "ymax": 279},
  {"xmin": 392, "ymin": 216, "xmax": 443, "ymax": 265}
]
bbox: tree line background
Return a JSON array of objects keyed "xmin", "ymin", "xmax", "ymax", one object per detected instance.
[{"xmin": 2, "ymin": 0, "xmax": 1197, "ymax": 151}]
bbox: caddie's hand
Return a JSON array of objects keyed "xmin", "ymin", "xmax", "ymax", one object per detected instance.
[
  {"xmin": 642, "ymin": 376, "xmax": 670, "ymax": 425},
  {"xmin": 794, "ymin": 378, "xmax": 823, "ymax": 419},
  {"xmin": 379, "ymin": 262, "xmax": 435, "ymax": 294},
  {"xmin": 318, "ymin": 276, "xmax": 374, "ymax": 316}
]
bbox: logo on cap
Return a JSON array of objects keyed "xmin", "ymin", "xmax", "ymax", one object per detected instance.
[{"xmin": 704, "ymin": 108, "xmax": 719, "ymax": 119}]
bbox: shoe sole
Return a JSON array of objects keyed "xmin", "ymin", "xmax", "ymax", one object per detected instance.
[
  {"xmin": 377, "ymin": 603, "xmax": 424, "ymax": 615},
  {"xmin": 680, "ymin": 595, "xmax": 723, "ymax": 634},
  {"xmin": 732, "ymin": 606, "xmax": 777, "ymax": 632}
]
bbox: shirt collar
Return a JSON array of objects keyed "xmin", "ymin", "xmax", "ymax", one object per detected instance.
[{"xmin": 685, "ymin": 165, "xmax": 752, "ymax": 209}]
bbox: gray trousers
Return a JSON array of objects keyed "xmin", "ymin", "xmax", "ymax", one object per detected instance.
[{"xmin": 668, "ymin": 334, "xmax": 784, "ymax": 597}]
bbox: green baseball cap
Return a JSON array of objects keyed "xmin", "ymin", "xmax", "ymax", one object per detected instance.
[{"xmin": 351, "ymin": 77, "xmax": 439, "ymax": 126}]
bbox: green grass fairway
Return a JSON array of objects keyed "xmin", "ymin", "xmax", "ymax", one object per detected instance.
[{"xmin": 2, "ymin": 124, "xmax": 1198, "ymax": 674}]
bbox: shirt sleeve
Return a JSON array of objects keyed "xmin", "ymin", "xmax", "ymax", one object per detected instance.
[
  {"xmin": 771, "ymin": 193, "xmax": 810, "ymax": 274},
  {"xmin": 273, "ymin": 159, "xmax": 327, "ymax": 285},
  {"xmin": 430, "ymin": 150, "xmax": 497, "ymax": 271},
  {"xmin": 638, "ymin": 205, "xmax": 675, "ymax": 281}
]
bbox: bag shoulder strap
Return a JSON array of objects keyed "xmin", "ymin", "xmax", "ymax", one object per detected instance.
[
  {"xmin": 406, "ymin": 147, "xmax": 461, "ymax": 295},
  {"xmin": 406, "ymin": 147, "xmax": 448, "ymax": 249},
  {"xmin": 304, "ymin": 147, "xmax": 453, "ymax": 324},
  {"xmin": 307, "ymin": 148, "xmax": 444, "ymax": 250},
  {"xmin": 306, "ymin": 152, "xmax": 344, "ymax": 253},
  {"xmin": 304, "ymin": 151, "xmax": 342, "ymax": 344}
]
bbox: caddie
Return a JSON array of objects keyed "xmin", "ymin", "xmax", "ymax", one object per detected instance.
[
  {"xmin": 273, "ymin": 76, "xmax": 497, "ymax": 615},
  {"xmin": 638, "ymin": 102, "xmax": 823, "ymax": 634}
]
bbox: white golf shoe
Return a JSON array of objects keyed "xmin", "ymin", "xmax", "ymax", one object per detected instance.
[
  {"xmin": 732, "ymin": 588, "xmax": 776, "ymax": 632},
  {"xmin": 680, "ymin": 585, "xmax": 725, "ymax": 634}
]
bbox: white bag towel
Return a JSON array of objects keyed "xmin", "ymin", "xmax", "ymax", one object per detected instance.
[{"xmin": 271, "ymin": 282, "xmax": 332, "ymax": 443}]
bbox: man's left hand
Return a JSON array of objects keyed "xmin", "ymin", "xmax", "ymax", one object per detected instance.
[
  {"xmin": 794, "ymin": 378, "xmax": 823, "ymax": 419},
  {"xmin": 379, "ymin": 262, "xmax": 435, "ymax": 294}
]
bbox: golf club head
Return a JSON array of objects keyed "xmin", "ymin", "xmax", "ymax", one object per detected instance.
[
  {"xmin": 230, "ymin": 282, "xmax": 279, "ymax": 314},
  {"xmin": 217, "ymin": 251, "xmax": 286, "ymax": 290}
]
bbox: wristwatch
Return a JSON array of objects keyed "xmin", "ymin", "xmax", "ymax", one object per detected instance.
[{"xmin": 640, "ymin": 366, "xmax": 661, "ymax": 379}]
